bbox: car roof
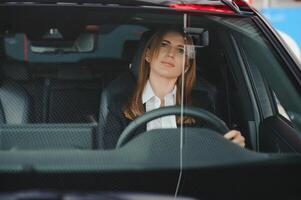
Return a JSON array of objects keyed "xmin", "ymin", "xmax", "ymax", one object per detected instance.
[{"xmin": 0, "ymin": 0, "xmax": 254, "ymax": 13}]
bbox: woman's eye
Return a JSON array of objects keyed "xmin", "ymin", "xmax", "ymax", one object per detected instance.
[
  {"xmin": 161, "ymin": 42, "xmax": 169, "ymax": 47},
  {"xmin": 178, "ymin": 48, "xmax": 184, "ymax": 54}
]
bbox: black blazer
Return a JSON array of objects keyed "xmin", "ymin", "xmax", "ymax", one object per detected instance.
[{"xmin": 99, "ymin": 73, "xmax": 216, "ymax": 149}]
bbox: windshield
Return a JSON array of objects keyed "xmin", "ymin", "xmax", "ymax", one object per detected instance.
[{"xmin": 1, "ymin": 3, "xmax": 301, "ymax": 185}]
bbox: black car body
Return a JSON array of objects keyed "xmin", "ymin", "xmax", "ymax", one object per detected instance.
[{"xmin": 0, "ymin": 0, "xmax": 301, "ymax": 199}]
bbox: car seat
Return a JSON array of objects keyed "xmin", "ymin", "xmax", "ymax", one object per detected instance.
[{"xmin": 0, "ymin": 61, "xmax": 31, "ymax": 124}]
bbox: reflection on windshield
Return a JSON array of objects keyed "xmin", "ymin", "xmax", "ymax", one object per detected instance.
[{"xmin": 2, "ymin": 10, "xmax": 292, "ymax": 174}]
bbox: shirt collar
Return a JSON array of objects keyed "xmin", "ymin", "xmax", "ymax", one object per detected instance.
[{"xmin": 142, "ymin": 80, "xmax": 177, "ymax": 104}]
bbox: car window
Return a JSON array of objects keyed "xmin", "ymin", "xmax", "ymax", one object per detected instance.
[
  {"xmin": 234, "ymin": 19, "xmax": 301, "ymax": 133},
  {"xmin": 273, "ymin": 91, "xmax": 291, "ymax": 121},
  {"xmin": 0, "ymin": 4, "xmax": 300, "ymax": 174}
]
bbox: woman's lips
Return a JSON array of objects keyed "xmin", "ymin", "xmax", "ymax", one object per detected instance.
[{"xmin": 161, "ymin": 61, "xmax": 175, "ymax": 68}]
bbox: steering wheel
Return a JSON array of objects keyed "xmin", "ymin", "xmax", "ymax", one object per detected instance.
[{"xmin": 116, "ymin": 106, "xmax": 229, "ymax": 148}]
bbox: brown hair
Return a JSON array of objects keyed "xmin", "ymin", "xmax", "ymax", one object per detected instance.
[{"xmin": 124, "ymin": 29, "xmax": 196, "ymax": 124}]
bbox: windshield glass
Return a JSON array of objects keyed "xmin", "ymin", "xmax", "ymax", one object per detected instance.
[{"xmin": 0, "ymin": 5, "xmax": 301, "ymax": 176}]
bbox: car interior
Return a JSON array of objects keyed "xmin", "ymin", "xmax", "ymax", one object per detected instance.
[
  {"xmin": 0, "ymin": 4, "xmax": 300, "ymax": 164},
  {"xmin": 0, "ymin": 23, "xmax": 244, "ymax": 149}
]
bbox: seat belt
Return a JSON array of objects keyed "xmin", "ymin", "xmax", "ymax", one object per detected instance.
[
  {"xmin": 220, "ymin": 51, "xmax": 233, "ymax": 127},
  {"xmin": 0, "ymin": 99, "xmax": 6, "ymax": 123}
]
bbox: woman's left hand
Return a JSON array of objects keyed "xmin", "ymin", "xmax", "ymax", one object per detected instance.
[{"xmin": 224, "ymin": 130, "xmax": 245, "ymax": 148}]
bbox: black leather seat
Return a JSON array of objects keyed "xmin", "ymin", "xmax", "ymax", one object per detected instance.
[
  {"xmin": 0, "ymin": 62, "xmax": 31, "ymax": 124},
  {"xmin": 97, "ymin": 31, "xmax": 151, "ymax": 149},
  {"xmin": 45, "ymin": 66, "xmax": 102, "ymax": 123},
  {"xmin": 98, "ymin": 30, "xmax": 217, "ymax": 149}
]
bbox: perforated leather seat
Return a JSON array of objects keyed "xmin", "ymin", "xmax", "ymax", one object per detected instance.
[{"xmin": 0, "ymin": 62, "xmax": 31, "ymax": 124}]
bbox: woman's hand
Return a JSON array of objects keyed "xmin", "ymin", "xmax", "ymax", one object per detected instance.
[{"xmin": 224, "ymin": 130, "xmax": 245, "ymax": 148}]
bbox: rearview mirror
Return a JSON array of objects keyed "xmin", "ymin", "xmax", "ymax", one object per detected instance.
[
  {"xmin": 185, "ymin": 27, "xmax": 209, "ymax": 48},
  {"xmin": 30, "ymin": 33, "xmax": 95, "ymax": 53}
]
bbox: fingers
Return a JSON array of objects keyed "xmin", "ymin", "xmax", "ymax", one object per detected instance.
[
  {"xmin": 232, "ymin": 136, "xmax": 245, "ymax": 147},
  {"xmin": 223, "ymin": 130, "xmax": 239, "ymax": 139},
  {"xmin": 224, "ymin": 130, "xmax": 245, "ymax": 148}
]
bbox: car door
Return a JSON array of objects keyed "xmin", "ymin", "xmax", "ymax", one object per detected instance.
[{"xmin": 234, "ymin": 16, "xmax": 301, "ymax": 153}]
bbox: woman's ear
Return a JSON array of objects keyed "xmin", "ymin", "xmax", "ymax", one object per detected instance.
[{"xmin": 145, "ymin": 48, "xmax": 151, "ymax": 63}]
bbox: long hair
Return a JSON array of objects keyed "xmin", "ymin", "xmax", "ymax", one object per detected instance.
[{"xmin": 124, "ymin": 29, "xmax": 196, "ymax": 124}]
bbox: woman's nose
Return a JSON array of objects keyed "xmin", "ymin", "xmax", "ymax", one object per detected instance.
[{"xmin": 167, "ymin": 47, "xmax": 176, "ymax": 57}]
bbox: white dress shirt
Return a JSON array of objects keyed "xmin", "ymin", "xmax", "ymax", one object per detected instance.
[{"xmin": 142, "ymin": 80, "xmax": 177, "ymax": 131}]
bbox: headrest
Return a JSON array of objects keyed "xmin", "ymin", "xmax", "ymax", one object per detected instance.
[
  {"xmin": 122, "ymin": 40, "xmax": 139, "ymax": 62},
  {"xmin": 1, "ymin": 61, "xmax": 30, "ymax": 81},
  {"xmin": 57, "ymin": 66, "xmax": 93, "ymax": 80},
  {"xmin": 130, "ymin": 31, "xmax": 153, "ymax": 79}
]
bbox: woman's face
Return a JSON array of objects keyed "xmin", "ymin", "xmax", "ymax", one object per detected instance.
[{"xmin": 147, "ymin": 31, "xmax": 186, "ymax": 80}]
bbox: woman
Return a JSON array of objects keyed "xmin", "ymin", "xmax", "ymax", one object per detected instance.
[{"xmin": 101, "ymin": 29, "xmax": 245, "ymax": 149}]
